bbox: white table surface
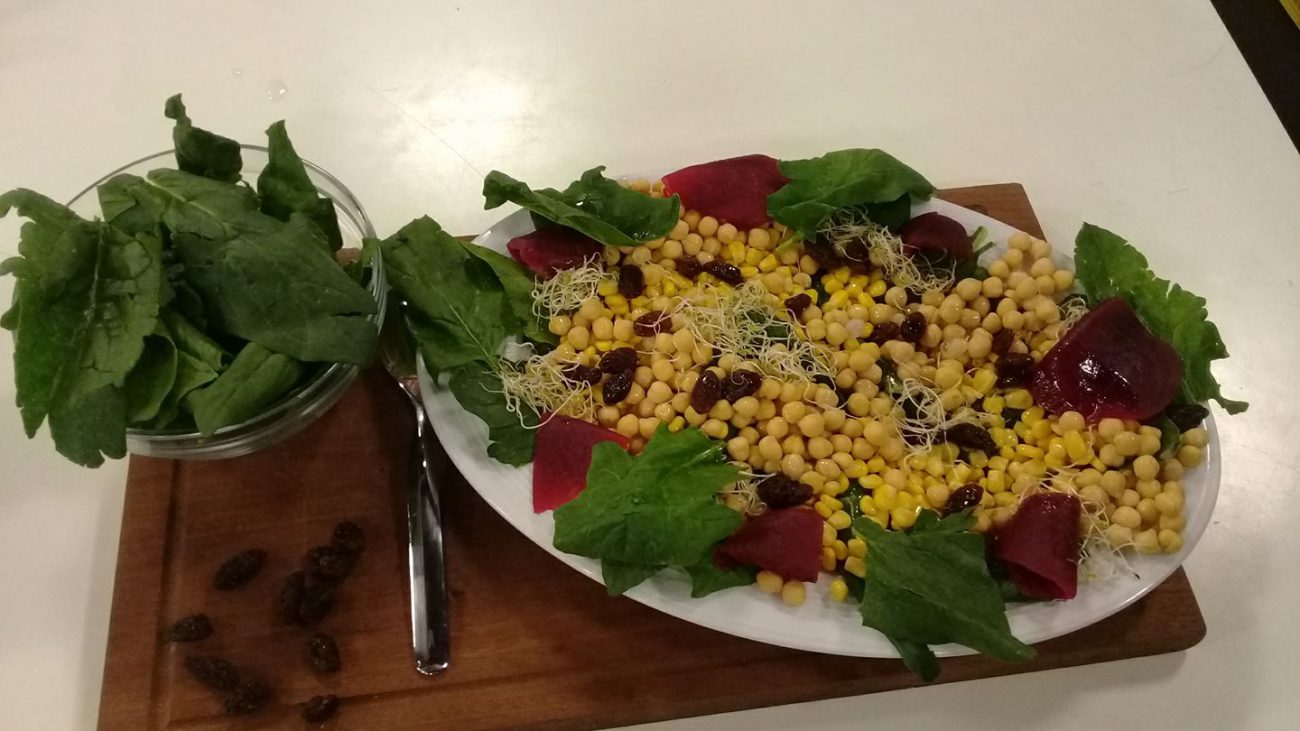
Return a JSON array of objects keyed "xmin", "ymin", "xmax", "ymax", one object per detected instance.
[{"xmin": 2, "ymin": 1, "xmax": 1298, "ymax": 729}]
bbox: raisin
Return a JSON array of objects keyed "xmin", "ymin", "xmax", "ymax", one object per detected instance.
[
  {"xmin": 297, "ymin": 583, "xmax": 335, "ymax": 625},
  {"xmin": 943, "ymin": 423, "xmax": 998, "ymax": 454},
  {"xmin": 561, "ymin": 363, "xmax": 603, "ymax": 385},
  {"xmin": 945, "ymin": 484, "xmax": 985, "ymax": 514},
  {"xmin": 598, "ymin": 347, "xmax": 638, "ymax": 374},
  {"xmin": 784, "ymin": 292, "xmax": 812, "ymax": 319},
  {"xmin": 602, "ymin": 369, "xmax": 634, "ymax": 405},
  {"xmin": 307, "ymin": 633, "xmax": 341, "ymax": 673},
  {"xmin": 900, "ymin": 312, "xmax": 927, "ymax": 342},
  {"xmin": 995, "ymin": 352, "xmax": 1033, "ymax": 387},
  {"xmin": 757, "ymin": 475, "xmax": 813, "ymax": 509},
  {"xmin": 184, "ymin": 655, "xmax": 240, "ymax": 693},
  {"xmin": 992, "ymin": 328, "xmax": 1016, "ymax": 356},
  {"xmin": 212, "ymin": 549, "xmax": 266, "ymax": 590},
  {"xmin": 706, "ymin": 261, "xmax": 743, "ymax": 285},
  {"xmin": 275, "ymin": 571, "xmax": 306, "ymax": 626},
  {"xmin": 223, "ymin": 678, "xmax": 272, "ymax": 716},
  {"xmin": 634, "ymin": 310, "xmax": 671, "ymax": 336},
  {"xmin": 1165, "ymin": 403, "xmax": 1209, "ymax": 432},
  {"xmin": 676, "ymin": 258, "xmax": 703, "ymax": 279},
  {"xmin": 614, "ymin": 264, "xmax": 643, "ymax": 298},
  {"xmin": 868, "ymin": 321, "xmax": 899, "ymax": 345},
  {"xmin": 721, "ymin": 369, "xmax": 763, "ymax": 401},
  {"xmin": 302, "ymin": 694, "xmax": 340, "ymax": 723},
  {"xmin": 331, "ymin": 520, "xmax": 365, "ymax": 556},
  {"xmin": 304, "ymin": 546, "xmax": 354, "ymax": 585},
  {"xmin": 167, "ymin": 614, "xmax": 213, "ymax": 642},
  {"xmin": 690, "ymin": 370, "xmax": 722, "ymax": 414}
]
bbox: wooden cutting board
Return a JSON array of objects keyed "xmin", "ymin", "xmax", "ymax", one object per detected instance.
[{"xmin": 97, "ymin": 184, "xmax": 1206, "ymax": 731}]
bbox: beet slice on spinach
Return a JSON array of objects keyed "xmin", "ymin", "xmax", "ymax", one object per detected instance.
[{"xmin": 662, "ymin": 154, "xmax": 787, "ymax": 230}]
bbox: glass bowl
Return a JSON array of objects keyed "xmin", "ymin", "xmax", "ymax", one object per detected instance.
[{"xmin": 64, "ymin": 145, "xmax": 386, "ymax": 459}]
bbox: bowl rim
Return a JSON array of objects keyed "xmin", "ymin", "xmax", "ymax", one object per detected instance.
[{"xmin": 62, "ymin": 145, "xmax": 384, "ymax": 443}]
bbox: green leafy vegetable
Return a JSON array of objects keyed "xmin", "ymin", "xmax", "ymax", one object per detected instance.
[
  {"xmin": 602, "ymin": 560, "xmax": 665, "ymax": 596},
  {"xmin": 446, "ymin": 363, "xmax": 537, "ymax": 465},
  {"xmin": 553, "ymin": 426, "xmax": 742, "ymax": 594},
  {"xmin": 256, "ymin": 121, "xmax": 343, "ymax": 252},
  {"xmin": 0, "ymin": 190, "xmax": 163, "ymax": 466},
  {"xmin": 106, "ymin": 170, "xmax": 377, "ymax": 364},
  {"xmin": 164, "ymin": 94, "xmax": 242, "ymax": 183},
  {"xmin": 855, "ymin": 510, "xmax": 1034, "ymax": 682},
  {"xmin": 1073, "ymin": 223, "xmax": 1246, "ymax": 414},
  {"xmin": 122, "ymin": 325, "xmax": 178, "ymax": 424},
  {"xmin": 184, "ymin": 342, "xmax": 302, "ymax": 436},
  {"xmin": 150, "ymin": 312, "xmax": 225, "ymax": 428},
  {"xmin": 684, "ymin": 561, "xmax": 757, "ymax": 598},
  {"xmin": 465, "ymin": 243, "xmax": 555, "ymax": 345},
  {"xmin": 483, "ymin": 167, "xmax": 681, "ymax": 247},
  {"xmin": 766, "ymin": 148, "xmax": 935, "ymax": 241}
]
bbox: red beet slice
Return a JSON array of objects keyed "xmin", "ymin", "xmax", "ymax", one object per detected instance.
[
  {"xmin": 506, "ymin": 227, "xmax": 603, "ymax": 277},
  {"xmin": 993, "ymin": 492, "xmax": 1082, "ymax": 600},
  {"xmin": 532, "ymin": 415, "xmax": 630, "ymax": 513},
  {"xmin": 901, "ymin": 212, "xmax": 972, "ymax": 260},
  {"xmin": 1031, "ymin": 297, "xmax": 1182, "ymax": 422},
  {"xmin": 715, "ymin": 508, "xmax": 823, "ymax": 582},
  {"xmin": 662, "ymin": 154, "xmax": 787, "ymax": 230}
]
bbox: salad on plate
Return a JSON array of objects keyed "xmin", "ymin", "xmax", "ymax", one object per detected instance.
[{"xmin": 379, "ymin": 149, "xmax": 1243, "ymax": 679}]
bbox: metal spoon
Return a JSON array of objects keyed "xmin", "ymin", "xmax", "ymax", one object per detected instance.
[{"xmin": 379, "ymin": 295, "xmax": 450, "ymax": 675}]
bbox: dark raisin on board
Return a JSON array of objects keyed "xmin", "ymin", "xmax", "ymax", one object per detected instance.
[
  {"xmin": 899, "ymin": 312, "xmax": 927, "ymax": 343},
  {"xmin": 275, "ymin": 571, "xmax": 307, "ymax": 626},
  {"xmin": 223, "ymin": 678, "xmax": 272, "ymax": 716},
  {"xmin": 212, "ymin": 549, "xmax": 267, "ymax": 591},
  {"xmin": 633, "ymin": 310, "xmax": 672, "ymax": 336},
  {"xmin": 331, "ymin": 520, "xmax": 365, "ymax": 556},
  {"xmin": 690, "ymin": 370, "xmax": 722, "ymax": 414},
  {"xmin": 675, "ymin": 257, "xmax": 703, "ymax": 279},
  {"xmin": 597, "ymin": 347, "xmax": 638, "ymax": 374},
  {"xmin": 943, "ymin": 423, "xmax": 998, "ymax": 455},
  {"xmin": 304, "ymin": 546, "xmax": 354, "ymax": 585},
  {"xmin": 991, "ymin": 328, "xmax": 1016, "ymax": 356},
  {"xmin": 167, "ymin": 614, "xmax": 213, "ymax": 642},
  {"xmin": 721, "ymin": 369, "xmax": 762, "ymax": 401},
  {"xmin": 302, "ymin": 694, "xmax": 341, "ymax": 723},
  {"xmin": 757, "ymin": 475, "xmax": 814, "ymax": 510},
  {"xmin": 601, "ymin": 369, "xmax": 634, "ymax": 404},
  {"xmin": 308, "ymin": 633, "xmax": 341, "ymax": 673},
  {"xmin": 945, "ymin": 484, "xmax": 986, "ymax": 514},
  {"xmin": 561, "ymin": 363, "xmax": 603, "ymax": 385},
  {"xmin": 617, "ymin": 264, "xmax": 645, "ymax": 298},
  {"xmin": 706, "ymin": 260, "xmax": 743, "ymax": 285},
  {"xmin": 183, "ymin": 655, "xmax": 240, "ymax": 693},
  {"xmin": 995, "ymin": 352, "xmax": 1033, "ymax": 387},
  {"xmin": 784, "ymin": 292, "xmax": 812, "ymax": 319},
  {"xmin": 869, "ymin": 320, "xmax": 900, "ymax": 345},
  {"xmin": 297, "ymin": 582, "xmax": 336, "ymax": 625}
]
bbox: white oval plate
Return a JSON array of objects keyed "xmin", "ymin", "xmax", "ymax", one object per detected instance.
[{"xmin": 420, "ymin": 195, "xmax": 1219, "ymax": 658}]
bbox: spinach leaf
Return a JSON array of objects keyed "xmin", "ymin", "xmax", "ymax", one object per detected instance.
[
  {"xmin": 123, "ymin": 325, "xmax": 178, "ymax": 425},
  {"xmin": 865, "ymin": 194, "xmax": 912, "ymax": 233},
  {"xmin": 684, "ymin": 560, "xmax": 757, "ymax": 598},
  {"xmin": 464, "ymin": 242, "xmax": 555, "ymax": 345},
  {"xmin": 856, "ymin": 510, "xmax": 1034, "ymax": 681},
  {"xmin": 1, "ymin": 189, "xmax": 163, "ymax": 466},
  {"xmin": 256, "ymin": 121, "xmax": 343, "ymax": 252},
  {"xmin": 1073, "ymin": 223, "xmax": 1246, "ymax": 414},
  {"xmin": 767, "ymin": 149, "xmax": 935, "ymax": 241},
  {"xmin": 379, "ymin": 216, "xmax": 516, "ymax": 373},
  {"xmin": 107, "ymin": 170, "xmax": 378, "ymax": 364},
  {"xmin": 446, "ymin": 363, "xmax": 537, "ymax": 465},
  {"xmin": 602, "ymin": 560, "xmax": 665, "ymax": 596},
  {"xmin": 164, "ymin": 94, "xmax": 242, "ymax": 183},
  {"xmin": 483, "ymin": 167, "xmax": 680, "ymax": 247},
  {"xmin": 553, "ymin": 427, "xmax": 742, "ymax": 569},
  {"xmin": 149, "ymin": 311, "xmax": 225, "ymax": 428},
  {"xmin": 184, "ymin": 342, "xmax": 302, "ymax": 436}
]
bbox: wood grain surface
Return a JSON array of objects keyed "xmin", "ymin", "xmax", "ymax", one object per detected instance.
[{"xmin": 97, "ymin": 184, "xmax": 1207, "ymax": 730}]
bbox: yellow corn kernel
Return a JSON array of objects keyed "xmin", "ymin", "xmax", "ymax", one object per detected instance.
[
  {"xmin": 597, "ymin": 279, "xmax": 618, "ymax": 296},
  {"xmin": 826, "ymin": 290, "xmax": 850, "ymax": 311},
  {"xmin": 781, "ymin": 580, "xmax": 807, "ymax": 606},
  {"xmin": 986, "ymin": 469, "xmax": 1007, "ymax": 493},
  {"xmin": 1022, "ymin": 407, "xmax": 1044, "ymax": 426},
  {"xmin": 822, "ymin": 521, "xmax": 837, "ymax": 546},
  {"xmin": 845, "ymin": 460, "xmax": 869, "ymax": 479},
  {"xmin": 971, "ymin": 369, "xmax": 997, "ymax": 395},
  {"xmin": 668, "ymin": 416, "xmax": 685, "ymax": 432},
  {"xmin": 819, "ymin": 494, "xmax": 844, "ymax": 511},
  {"xmin": 823, "ymin": 479, "xmax": 848, "ymax": 497},
  {"xmin": 1046, "ymin": 438, "xmax": 1068, "ymax": 462},
  {"xmin": 1016, "ymin": 444, "xmax": 1045, "ymax": 460},
  {"xmin": 582, "ymin": 346, "xmax": 598, "ymax": 358},
  {"xmin": 758, "ymin": 254, "xmax": 779, "ymax": 273},
  {"xmin": 868, "ymin": 279, "xmax": 887, "ymax": 297},
  {"xmin": 987, "ymin": 455, "xmax": 1009, "ymax": 471},
  {"xmin": 604, "ymin": 293, "xmax": 628, "ymax": 310},
  {"xmin": 1005, "ymin": 389, "xmax": 1034, "ymax": 409},
  {"xmin": 994, "ymin": 491, "xmax": 1016, "ymax": 507},
  {"xmin": 756, "ymin": 570, "xmax": 783, "ymax": 593},
  {"xmin": 1022, "ymin": 459, "xmax": 1047, "ymax": 477},
  {"xmin": 821, "ymin": 547, "xmax": 837, "ymax": 572},
  {"xmin": 1044, "ymin": 453, "xmax": 1066, "ymax": 470},
  {"xmin": 844, "ymin": 556, "xmax": 867, "ymax": 578},
  {"xmin": 859, "ymin": 495, "xmax": 877, "ymax": 515},
  {"xmin": 824, "ymin": 277, "xmax": 843, "ymax": 293},
  {"xmin": 1031, "ymin": 420, "xmax": 1053, "ymax": 442},
  {"xmin": 847, "ymin": 538, "xmax": 867, "ymax": 558},
  {"xmin": 828, "ymin": 510, "xmax": 852, "ymax": 531},
  {"xmin": 891, "ymin": 507, "xmax": 918, "ymax": 529},
  {"xmin": 595, "ymin": 340, "xmax": 614, "ymax": 352},
  {"xmin": 1064, "ymin": 431, "xmax": 1092, "ymax": 463},
  {"xmin": 745, "ymin": 248, "xmax": 765, "ymax": 266},
  {"xmin": 740, "ymin": 265, "xmax": 759, "ymax": 278},
  {"xmin": 814, "ymin": 502, "xmax": 833, "ymax": 519},
  {"xmin": 873, "ymin": 484, "xmax": 898, "ymax": 512},
  {"xmin": 728, "ymin": 241, "xmax": 746, "ymax": 262},
  {"xmin": 829, "ymin": 578, "xmax": 850, "ymax": 602},
  {"xmin": 983, "ymin": 395, "xmax": 1006, "ymax": 414},
  {"xmin": 832, "ymin": 539, "xmax": 849, "ymax": 560}
]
